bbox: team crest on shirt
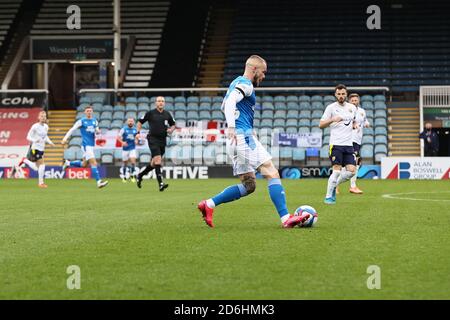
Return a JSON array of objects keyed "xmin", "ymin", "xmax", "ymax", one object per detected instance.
[{"xmin": 332, "ymin": 156, "xmax": 336, "ymax": 161}]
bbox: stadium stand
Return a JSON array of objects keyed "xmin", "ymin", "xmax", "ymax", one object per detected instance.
[
  {"xmin": 220, "ymin": 0, "xmax": 450, "ymax": 94},
  {"xmin": 0, "ymin": 0, "xmax": 23, "ymax": 81},
  {"xmin": 30, "ymin": 0, "xmax": 171, "ymax": 87},
  {"xmin": 67, "ymin": 93, "xmax": 388, "ymax": 165}
]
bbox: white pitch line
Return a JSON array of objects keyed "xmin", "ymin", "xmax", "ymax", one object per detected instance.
[{"xmin": 382, "ymin": 191, "xmax": 450, "ymax": 202}]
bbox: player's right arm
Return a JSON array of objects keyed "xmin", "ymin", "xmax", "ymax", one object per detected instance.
[
  {"xmin": 223, "ymin": 83, "xmax": 250, "ymax": 142},
  {"xmin": 26, "ymin": 124, "xmax": 39, "ymax": 145},
  {"xmin": 61, "ymin": 120, "xmax": 82, "ymax": 145},
  {"xmin": 319, "ymin": 106, "xmax": 342, "ymax": 128}
]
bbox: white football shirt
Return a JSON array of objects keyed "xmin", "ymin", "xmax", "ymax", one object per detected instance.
[
  {"xmin": 320, "ymin": 102, "xmax": 357, "ymax": 146},
  {"xmin": 27, "ymin": 123, "xmax": 52, "ymax": 151},
  {"xmin": 352, "ymin": 107, "xmax": 369, "ymax": 145}
]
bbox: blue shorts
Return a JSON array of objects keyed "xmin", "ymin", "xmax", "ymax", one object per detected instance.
[{"xmin": 329, "ymin": 145, "xmax": 356, "ymax": 166}]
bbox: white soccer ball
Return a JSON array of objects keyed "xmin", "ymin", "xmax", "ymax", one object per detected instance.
[{"xmin": 294, "ymin": 205, "xmax": 318, "ymax": 228}]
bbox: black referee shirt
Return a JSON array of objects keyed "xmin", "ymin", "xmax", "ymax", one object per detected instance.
[{"xmin": 138, "ymin": 108, "xmax": 175, "ymax": 142}]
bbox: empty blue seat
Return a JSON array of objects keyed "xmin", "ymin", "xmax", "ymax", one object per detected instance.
[
  {"xmin": 320, "ymin": 146, "xmax": 329, "ymax": 159},
  {"xmin": 311, "ymin": 119, "xmax": 320, "ymax": 127},
  {"xmin": 126, "ymin": 104, "xmax": 138, "ymax": 112},
  {"xmin": 299, "ymin": 102, "xmax": 311, "ymax": 110},
  {"xmin": 125, "ymin": 97, "xmax": 137, "ymax": 104},
  {"xmin": 299, "ymin": 95, "xmax": 311, "ymax": 102},
  {"xmin": 199, "ymin": 111, "xmax": 211, "ymax": 120},
  {"xmin": 113, "ymin": 105, "xmax": 125, "ymax": 112},
  {"xmin": 199, "ymin": 103, "xmax": 211, "ymax": 111},
  {"xmin": 211, "ymin": 111, "xmax": 224, "ymax": 120},
  {"xmin": 311, "ymin": 101, "xmax": 324, "ymax": 110},
  {"xmin": 375, "ymin": 118, "xmax": 387, "ymax": 127},
  {"xmin": 280, "ymin": 147, "xmax": 293, "ymax": 158},
  {"xmin": 361, "ymin": 95, "xmax": 374, "ymax": 102},
  {"xmin": 262, "ymin": 96, "xmax": 274, "ymax": 103},
  {"xmin": 261, "ymin": 110, "xmax": 274, "ymax": 119},
  {"xmin": 174, "ymin": 96, "xmax": 186, "ymax": 104},
  {"xmin": 375, "ymin": 135, "xmax": 387, "ymax": 145},
  {"xmin": 286, "ymin": 95, "xmax": 298, "ymax": 102},
  {"xmin": 287, "ymin": 102, "xmax": 300, "ymax": 110},
  {"xmin": 299, "ymin": 127, "xmax": 310, "ymax": 133},
  {"xmin": 311, "ymin": 110, "xmax": 323, "ymax": 119},
  {"xmin": 299, "ymin": 119, "xmax": 311, "ymax": 127},
  {"xmin": 174, "ymin": 111, "xmax": 186, "ymax": 120},
  {"xmin": 375, "ymin": 127, "xmax": 387, "ymax": 135},
  {"xmin": 111, "ymin": 120, "xmax": 124, "ymax": 129},
  {"xmin": 362, "ymin": 135, "xmax": 374, "ymax": 145},
  {"xmin": 99, "ymin": 120, "xmax": 111, "ymax": 129},
  {"xmin": 374, "ymin": 101, "xmax": 387, "ymax": 110},
  {"xmin": 113, "ymin": 111, "xmax": 124, "ymax": 120},
  {"xmin": 374, "ymin": 95, "xmax": 386, "ymax": 102},
  {"xmin": 187, "ymin": 96, "xmax": 199, "ymax": 104},
  {"xmin": 187, "ymin": 103, "xmax": 198, "ymax": 111},
  {"xmin": 274, "ymin": 110, "xmax": 286, "ymax": 119},
  {"xmin": 187, "ymin": 111, "xmax": 199, "ymax": 120},
  {"xmin": 273, "ymin": 119, "xmax": 285, "ymax": 127},
  {"xmin": 138, "ymin": 96, "xmax": 150, "ymax": 104},
  {"xmin": 285, "ymin": 127, "xmax": 297, "ymax": 134},
  {"xmin": 362, "ymin": 101, "xmax": 374, "ymax": 110},
  {"xmin": 125, "ymin": 111, "xmax": 137, "ymax": 120},
  {"xmin": 375, "ymin": 110, "xmax": 387, "ymax": 118},
  {"xmin": 361, "ymin": 145, "xmax": 374, "ymax": 158},
  {"xmin": 292, "ymin": 148, "xmax": 306, "ymax": 161},
  {"xmin": 284, "ymin": 110, "xmax": 297, "ymax": 119},
  {"xmin": 79, "ymin": 96, "xmax": 91, "ymax": 104},
  {"xmin": 212, "ymin": 96, "xmax": 223, "ymax": 103},
  {"xmin": 174, "ymin": 102, "xmax": 187, "ymax": 111},
  {"xmin": 262, "ymin": 102, "xmax": 275, "ymax": 110},
  {"xmin": 311, "ymin": 95, "xmax": 323, "ymax": 102}
]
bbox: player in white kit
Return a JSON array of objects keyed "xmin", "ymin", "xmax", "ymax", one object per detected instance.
[
  {"xmin": 319, "ymin": 84, "xmax": 357, "ymax": 204},
  {"xmin": 12, "ymin": 111, "xmax": 55, "ymax": 187}
]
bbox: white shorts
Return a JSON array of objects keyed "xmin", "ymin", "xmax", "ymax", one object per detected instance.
[
  {"xmin": 122, "ymin": 149, "xmax": 137, "ymax": 161},
  {"xmin": 227, "ymin": 135, "xmax": 272, "ymax": 176},
  {"xmin": 82, "ymin": 145, "xmax": 95, "ymax": 161}
]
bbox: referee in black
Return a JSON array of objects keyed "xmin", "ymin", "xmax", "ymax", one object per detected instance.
[{"xmin": 136, "ymin": 96, "xmax": 176, "ymax": 191}]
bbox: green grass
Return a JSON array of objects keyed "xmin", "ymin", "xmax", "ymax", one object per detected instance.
[{"xmin": 0, "ymin": 178, "xmax": 449, "ymax": 299}]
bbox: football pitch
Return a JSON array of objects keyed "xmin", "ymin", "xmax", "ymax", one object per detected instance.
[{"xmin": 0, "ymin": 178, "xmax": 449, "ymax": 300}]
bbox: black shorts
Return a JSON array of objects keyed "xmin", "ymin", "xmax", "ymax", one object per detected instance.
[
  {"xmin": 329, "ymin": 145, "xmax": 356, "ymax": 166},
  {"xmin": 148, "ymin": 138, "xmax": 166, "ymax": 157},
  {"xmin": 27, "ymin": 148, "xmax": 44, "ymax": 162},
  {"xmin": 353, "ymin": 142, "xmax": 361, "ymax": 158}
]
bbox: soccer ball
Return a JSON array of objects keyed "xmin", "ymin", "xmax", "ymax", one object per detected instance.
[{"xmin": 294, "ymin": 205, "xmax": 318, "ymax": 228}]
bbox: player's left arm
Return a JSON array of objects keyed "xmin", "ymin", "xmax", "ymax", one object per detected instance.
[
  {"xmin": 364, "ymin": 111, "xmax": 370, "ymax": 128},
  {"xmin": 352, "ymin": 105, "xmax": 359, "ymax": 129}
]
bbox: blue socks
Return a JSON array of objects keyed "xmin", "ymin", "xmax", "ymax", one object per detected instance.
[
  {"xmin": 211, "ymin": 184, "xmax": 248, "ymax": 206},
  {"xmin": 268, "ymin": 178, "xmax": 289, "ymax": 218},
  {"xmin": 91, "ymin": 166, "xmax": 100, "ymax": 181},
  {"xmin": 70, "ymin": 160, "xmax": 82, "ymax": 167}
]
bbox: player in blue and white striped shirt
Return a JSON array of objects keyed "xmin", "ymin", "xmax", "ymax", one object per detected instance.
[{"xmin": 198, "ymin": 55, "xmax": 309, "ymax": 228}]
